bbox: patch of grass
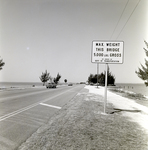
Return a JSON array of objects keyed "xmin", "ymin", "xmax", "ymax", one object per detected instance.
[
  {"xmin": 18, "ymin": 91, "xmax": 148, "ymax": 150},
  {"xmin": 109, "ymin": 88, "xmax": 147, "ymax": 101}
]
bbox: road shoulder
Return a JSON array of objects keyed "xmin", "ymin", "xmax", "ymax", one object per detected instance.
[{"xmin": 18, "ymin": 87, "xmax": 148, "ymax": 150}]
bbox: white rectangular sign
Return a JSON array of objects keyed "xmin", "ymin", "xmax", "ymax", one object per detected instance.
[{"xmin": 91, "ymin": 41, "xmax": 124, "ymax": 64}]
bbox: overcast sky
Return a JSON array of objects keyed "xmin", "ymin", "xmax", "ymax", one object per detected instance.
[{"xmin": 0, "ymin": 0, "xmax": 148, "ymax": 83}]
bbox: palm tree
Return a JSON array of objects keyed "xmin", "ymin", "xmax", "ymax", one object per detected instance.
[
  {"xmin": 0, "ymin": 57, "xmax": 5, "ymax": 70},
  {"xmin": 39, "ymin": 70, "xmax": 50, "ymax": 86},
  {"xmin": 136, "ymin": 41, "xmax": 148, "ymax": 86},
  {"xmin": 53, "ymin": 73, "xmax": 61, "ymax": 84}
]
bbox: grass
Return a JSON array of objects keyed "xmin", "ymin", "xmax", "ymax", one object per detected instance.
[
  {"xmin": 18, "ymin": 89, "xmax": 148, "ymax": 150},
  {"xmin": 109, "ymin": 88, "xmax": 147, "ymax": 101}
]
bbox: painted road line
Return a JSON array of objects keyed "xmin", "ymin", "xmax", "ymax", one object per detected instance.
[
  {"xmin": 40, "ymin": 103, "xmax": 61, "ymax": 109},
  {"xmin": 0, "ymin": 103, "xmax": 38, "ymax": 122},
  {"xmin": 0, "ymin": 86, "xmax": 79, "ymax": 122}
]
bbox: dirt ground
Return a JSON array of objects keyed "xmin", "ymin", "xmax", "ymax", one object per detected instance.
[{"xmin": 18, "ymin": 88, "xmax": 148, "ymax": 150}]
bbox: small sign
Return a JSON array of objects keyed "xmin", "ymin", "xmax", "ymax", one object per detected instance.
[{"xmin": 92, "ymin": 41, "xmax": 124, "ymax": 64}]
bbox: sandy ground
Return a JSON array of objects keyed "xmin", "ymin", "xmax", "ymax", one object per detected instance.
[
  {"xmin": 85, "ymin": 86, "xmax": 148, "ymax": 132},
  {"xmin": 17, "ymin": 85, "xmax": 148, "ymax": 150}
]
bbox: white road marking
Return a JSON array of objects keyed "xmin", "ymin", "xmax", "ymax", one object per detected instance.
[
  {"xmin": 0, "ymin": 103, "xmax": 38, "ymax": 122},
  {"xmin": 40, "ymin": 103, "xmax": 61, "ymax": 109},
  {"xmin": 0, "ymin": 86, "xmax": 78, "ymax": 122}
]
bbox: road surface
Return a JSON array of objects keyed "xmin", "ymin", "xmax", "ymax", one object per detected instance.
[{"xmin": 0, "ymin": 84, "xmax": 85, "ymax": 150}]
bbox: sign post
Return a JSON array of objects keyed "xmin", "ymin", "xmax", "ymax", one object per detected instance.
[
  {"xmin": 97, "ymin": 63, "xmax": 99, "ymax": 88},
  {"xmin": 91, "ymin": 41, "xmax": 124, "ymax": 113},
  {"xmin": 104, "ymin": 63, "xmax": 108, "ymax": 113}
]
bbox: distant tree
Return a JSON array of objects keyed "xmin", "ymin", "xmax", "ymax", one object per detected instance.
[
  {"xmin": 53, "ymin": 73, "xmax": 61, "ymax": 84},
  {"xmin": 88, "ymin": 66, "xmax": 115, "ymax": 86},
  {"xmin": 64, "ymin": 79, "xmax": 67, "ymax": 83},
  {"xmin": 88, "ymin": 74, "xmax": 94, "ymax": 84},
  {"xmin": 39, "ymin": 70, "xmax": 50, "ymax": 86},
  {"xmin": 0, "ymin": 57, "xmax": 5, "ymax": 70},
  {"xmin": 107, "ymin": 66, "xmax": 115, "ymax": 86},
  {"xmin": 88, "ymin": 74, "xmax": 99, "ymax": 84},
  {"xmin": 136, "ymin": 41, "xmax": 148, "ymax": 86},
  {"xmin": 88, "ymin": 74, "xmax": 98, "ymax": 84},
  {"xmin": 98, "ymin": 72, "xmax": 105, "ymax": 85}
]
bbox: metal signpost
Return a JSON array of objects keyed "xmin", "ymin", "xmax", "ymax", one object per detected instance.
[
  {"xmin": 91, "ymin": 41, "xmax": 124, "ymax": 113},
  {"xmin": 97, "ymin": 63, "xmax": 99, "ymax": 88}
]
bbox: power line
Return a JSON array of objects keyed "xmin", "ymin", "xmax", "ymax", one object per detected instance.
[
  {"xmin": 116, "ymin": 0, "xmax": 142, "ymax": 40},
  {"xmin": 110, "ymin": 0, "xmax": 130, "ymax": 40}
]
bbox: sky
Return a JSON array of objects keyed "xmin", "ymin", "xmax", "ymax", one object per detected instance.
[{"xmin": 0, "ymin": 0, "xmax": 148, "ymax": 83}]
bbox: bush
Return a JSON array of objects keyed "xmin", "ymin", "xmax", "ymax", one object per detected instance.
[{"xmin": 88, "ymin": 66, "xmax": 115, "ymax": 86}]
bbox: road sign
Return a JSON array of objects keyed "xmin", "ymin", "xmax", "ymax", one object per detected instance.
[{"xmin": 92, "ymin": 41, "xmax": 124, "ymax": 64}]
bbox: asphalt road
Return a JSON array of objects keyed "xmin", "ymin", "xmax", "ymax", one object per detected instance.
[{"xmin": 0, "ymin": 84, "xmax": 85, "ymax": 150}]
